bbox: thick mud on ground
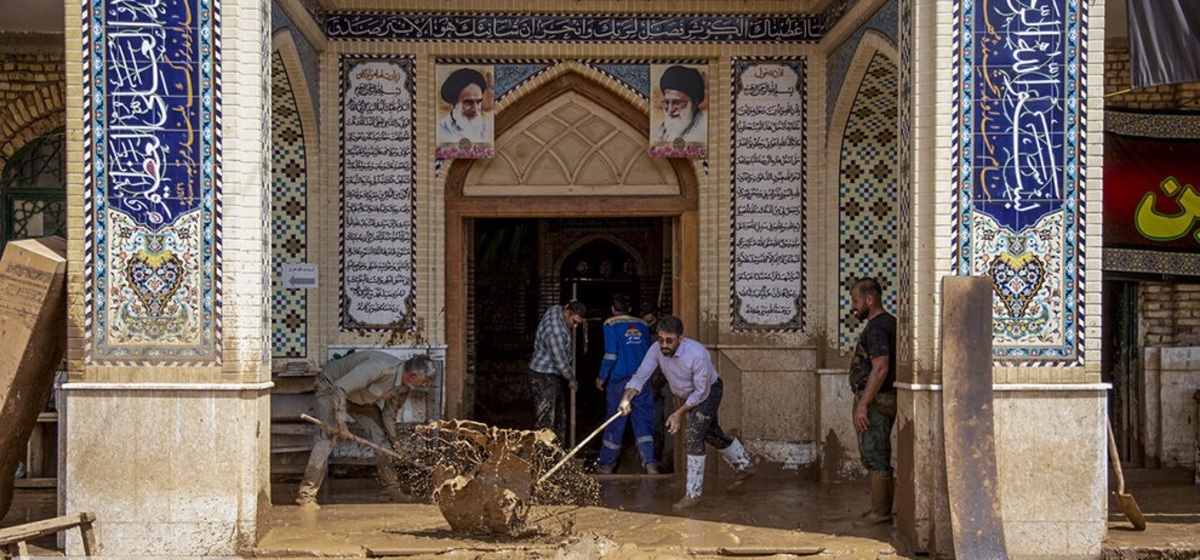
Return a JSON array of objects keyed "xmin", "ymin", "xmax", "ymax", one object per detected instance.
[
  {"xmin": 406, "ymin": 419, "xmax": 600, "ymax": 536},
  {"xmin": 261, "ymin": 468, "xmax": 899, "ymax": 559}
]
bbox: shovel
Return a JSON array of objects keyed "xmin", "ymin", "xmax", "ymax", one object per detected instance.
[
  {"xmin": 1106, "ymin": 418, "xmax": 1146, "ymax": 530},
  {"xmin": 537, "ymin": 410, "xmax": 624, "ymax": 485},
  {"xmin": 301, "ymin": 413, "xmax": 406, "ymax": 461}
]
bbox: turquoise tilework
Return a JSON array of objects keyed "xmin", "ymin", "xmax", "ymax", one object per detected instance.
[{"xmin": 838, "ymin": 53, "xmax": 900, "ymax": 351}]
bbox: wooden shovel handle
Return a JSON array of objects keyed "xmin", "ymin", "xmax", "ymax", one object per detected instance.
[
  {"xmin": 1106, "ymin": 418, "xmax": 1126, "ymax": 494},
  {"xmin": 300, "ymin": 413, "xmax": 405, "ymax": 461}
]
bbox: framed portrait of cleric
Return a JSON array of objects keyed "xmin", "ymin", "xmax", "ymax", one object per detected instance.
[
  {"xmin": 435, "ymin": 64, "xmax": 496, "ymax": 159},
  {"xmin": 649, "ymin": 64, "xmax": 709, "ymax": 159}
]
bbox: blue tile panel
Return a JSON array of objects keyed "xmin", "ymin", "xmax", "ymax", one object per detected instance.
[
  {"xmin": 84, "ymin": 0, "xmax": 222, "ymax": 364},
  {"xmin": 493, "ymin": 64, "xmax": 553, "ymax": 100},
  {"xmin": 837, "ymin": 53, "xmax": 900, "ymax": 351},
  {"xmin": 825, "ymin": 0, "xmax": 899, "ymax": 129},
  {"xmin": 730, "ymin": 58, "xmax": 808, "ymax": 331},
  {"xmin": 952, "ymin": 0, "xmax": 1086, "ymax": 364},
  {"xmin": 591, "ymin": 64, "xmax": 652, "ymax": 100},
  {"xmin": 271, "ymin": 52, "xmax": 308, "ymax": 358}
]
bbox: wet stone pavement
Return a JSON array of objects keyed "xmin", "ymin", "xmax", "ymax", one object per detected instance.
[{"xmin": 2, "ymin": 467, "xmax": 1198, "ymax": 558}]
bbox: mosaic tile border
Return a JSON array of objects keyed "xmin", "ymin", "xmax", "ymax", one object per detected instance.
[
  {"xmin": 338, "ymin": 55, "xmax": 418, "ymax": 332},
  {"xmin": 896, "ymin": 0, "xmax": 912, "ymax": 366},
  {"xmin": 325, "ymin": 12, "xmax": 823, "ymax": 43},
  {"xmin": 83, "ymin": 0, "xmax": 223, "ymax": 365},
  {"xmin": 950, "ymin": 0, "xmax": 1086, "ymax": 365},
  {"xmin": 1105, "ymin": 248, "xmax": 1200, "ymax": 277},
  {"xmin": 1106, "ymin": 109, "xmax": 1200, "ymax": 139},
  {"xmin": 270, "ymin": 51, "xmax": 308, "ymax": 359},
  {"xmin": 1113, "ymin": 247, "xmax": 1200, "ymax": 277},
  {"xmin": 729, "ymin": 56, "xmax": 808, "ymax": 332}
]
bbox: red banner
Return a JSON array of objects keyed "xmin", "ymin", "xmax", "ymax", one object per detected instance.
[{"xmin": 1104, "ymin": 132, "xmax": 1200, "ymax": 251}]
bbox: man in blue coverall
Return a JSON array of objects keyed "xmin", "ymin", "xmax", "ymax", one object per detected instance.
[{"xmin": 594, "ymin": 294, "xmax": 660, "ymax": 474}]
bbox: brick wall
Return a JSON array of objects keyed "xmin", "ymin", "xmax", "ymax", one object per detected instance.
[
  {"xmin": 0, "ymin": 51, "xmax": 63, "ymax": 107},
  {"xmin": 0, "ymin": 37, "xmax": 65, "ymax": 167},
  {"xmin": 1105, "ymin": 39, "xmax": 1200, "ymax": 111},
  {"xmin": 1139, "ymin": 282, "xmax": 1200, "ymax": 347}
]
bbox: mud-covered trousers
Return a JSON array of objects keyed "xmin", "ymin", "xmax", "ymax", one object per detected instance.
[
  {"xmin": 854, "ymin": 390, "xmax": 896, "ymax": 475},
  {"xmin": 529, "ymin": 369, "xmax": 569, "ymax": 445},
  {"xmin": 297, "ymin": 385, "xmax": 400, "ymax": 502},
  {"xmin": 598, "ymin": 378, "xmax": 658, "ymax": 468},
  {"xmin": 684, "ymin": 378, "xmax": 734, "ymax": 454}
]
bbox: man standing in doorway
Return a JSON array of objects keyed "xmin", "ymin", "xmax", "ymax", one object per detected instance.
[
  {"xmin": 529, "ymin": 300, "xmax": 587, "ymax": 445},
  {"xmin": 619, "ymin": 315, "xmax": 754, "ymax": 510},
  {"xmin": 847, "ymin": 277, "xmax": 897, "ymax": 524},
  {"xmin": 595, "ymin": 294, "xmax": 659, "ymax": 475}
]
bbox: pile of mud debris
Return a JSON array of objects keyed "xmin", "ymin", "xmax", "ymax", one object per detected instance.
[{"xmin": 393, "ymin": 419, "xmax": 599, "ymax": 536}]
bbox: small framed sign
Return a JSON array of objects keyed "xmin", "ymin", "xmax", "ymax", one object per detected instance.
[{"xmin": 282, "ymin": 263, "xmax": 319, "ymax": 289}]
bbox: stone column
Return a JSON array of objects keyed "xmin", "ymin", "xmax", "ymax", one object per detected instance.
[
  {"xmin": 899, "ymin": 0, "xmax": 1108, "ymax": 557},
  {"xmin": 62, "ymin": 0, "xmax": 271, "ymax": 554}
]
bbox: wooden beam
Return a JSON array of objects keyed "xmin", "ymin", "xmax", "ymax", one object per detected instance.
[{"xmin": 0, "ymin": 512, "xmax": 96, "ymax": 547}]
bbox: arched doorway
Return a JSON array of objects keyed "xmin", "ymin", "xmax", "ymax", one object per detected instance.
[{"xmin": 444, "ymin": 70, "xmax": 700, "ymax": 441}]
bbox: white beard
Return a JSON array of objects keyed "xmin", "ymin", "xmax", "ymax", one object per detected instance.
[
  {"xmin": 660, "ymin": 110, "xmax": 694, "ymax": 141},
  {"xmin": 453, "ymin": 105, "xmax": 486, "ymax": 142}
]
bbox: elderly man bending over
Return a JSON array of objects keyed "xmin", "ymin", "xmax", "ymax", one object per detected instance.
[{"xmin": 295, "ymin": 350, "xmax": 435, "ymax": 507}]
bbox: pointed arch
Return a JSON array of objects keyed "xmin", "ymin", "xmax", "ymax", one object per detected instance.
[
  {"xmin": 828, "ymin": 32, "xmax": 902, "ymax": 351},
  {"xmin": 446, "ymin": 69, "xmax": 698, "ymax": 215},
  {"xmin": 554, "ymin": 233, "xmax": 645, "ymax": 278},
  {"xmin": 0, "ymin": 82, "xmax": 65, "ymax": 169},
  {"xmin": 269, "ymin": 29, "xmax": 319, "ymax": 360}
]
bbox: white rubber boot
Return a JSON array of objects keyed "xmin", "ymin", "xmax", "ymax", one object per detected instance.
[
  {"xmin": 673, "ymin": 454, "xmax": 706, "ymax": 510},
  {"xmin": 719, "ymin": 439, "xmax": 756, "ymax": 491}
]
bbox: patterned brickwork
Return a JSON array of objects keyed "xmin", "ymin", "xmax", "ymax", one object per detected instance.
[
  {"xmin": 838, "ymin": 53, "xmax": 899, "ymax": 350},
  {"xmin": 1140, "ymin": 282, "xmax": 1200, "ymax": 347},
  {"xmin": 271, "ymin": 52, "xmax": 308, "ymax": 358},
  {"xmin": 0, "ymin": 50, "xmax": 65, "ymax": 167}
]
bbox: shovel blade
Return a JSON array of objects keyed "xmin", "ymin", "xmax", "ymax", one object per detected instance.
[{"xmin": 1115, "ymin": 491, "xmax": 1146, "ymax": 531}]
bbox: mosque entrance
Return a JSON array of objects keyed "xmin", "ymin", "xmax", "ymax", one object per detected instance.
[
  {"xmin": 468, "ymin": 217, "xmax": 670, "ymax": 459},
  {"xmin": 442, "ymin": 70, "xmax": 700, "ymax": 434}
]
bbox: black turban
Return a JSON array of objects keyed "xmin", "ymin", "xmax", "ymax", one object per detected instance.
[
  {"xmin": 660, "ymin": 65, "xmax": 705, "ymax": 105},
  {"xmin": 441, "ymin": 68, "xmax": 487, "ymax": 105}
]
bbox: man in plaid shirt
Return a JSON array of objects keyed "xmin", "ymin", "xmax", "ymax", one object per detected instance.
[{"xmin": 528, "ymin": 300, "xmax": 587, "ymax": 444}]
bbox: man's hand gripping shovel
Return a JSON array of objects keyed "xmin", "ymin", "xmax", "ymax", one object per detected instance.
[{"xmin": 537, "ymin": 399, "xmax": 632, "ymax": 485}]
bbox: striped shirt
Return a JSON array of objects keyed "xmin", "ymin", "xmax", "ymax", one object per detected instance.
[
  {"xmin": 625, "ymin": 337, "xmax": 718, "ymax": 408},
  {"xmin": 528, "ymin": 305, "xmax": 575, "ymax": 380}
]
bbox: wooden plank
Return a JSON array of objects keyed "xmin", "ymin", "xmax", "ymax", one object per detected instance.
[
  {"xmin": 80, "ymin": 518, "xmax": 96, "ymax": 556},
  {"xmin": 13, "ymin": 478, "xmax": 56, "ymax": 489},
  {"xmin": 0, "ymin": 512, "xmax": 95, "ymax": 545},
  {"xmin": 0, "ymin": 236, "xmax": 68, "ymax": 519},
  {"xmin": 688, "ymin": 547, "xmax": 824, "ymax": 556},
  {"xmin": 941, "ymin": 276, "xmax": 1007, "ymax": 559}
]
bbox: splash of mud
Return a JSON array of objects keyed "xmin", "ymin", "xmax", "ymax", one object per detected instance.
[{"xmin": 390, "ymin": 420, "xmax": 599, "ymax": 536}]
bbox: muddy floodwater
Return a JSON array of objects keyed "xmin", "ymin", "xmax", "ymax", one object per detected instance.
[{"xmin": 261, "ymin": 467, "xmax": 898, "ymax": 559}]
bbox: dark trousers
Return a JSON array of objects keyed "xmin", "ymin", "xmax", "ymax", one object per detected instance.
[
  {"xmin": 529, "ymin": 370, "xmax": 568, "ymax": 445},
  {"xmin": 684, "ymin": 378, "xmax": 734, "ymax": 455}
]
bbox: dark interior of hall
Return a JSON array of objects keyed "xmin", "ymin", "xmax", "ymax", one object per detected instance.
[{"xmin": 469, "ymin": 217, "xmax": 671, "ymax": 468}]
